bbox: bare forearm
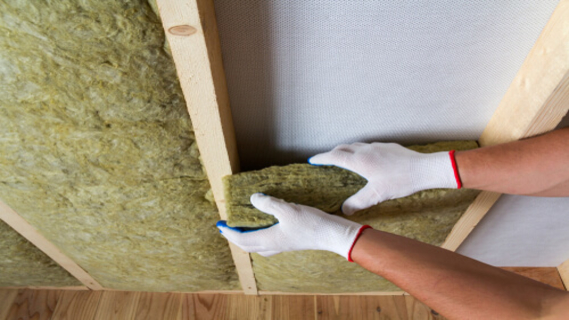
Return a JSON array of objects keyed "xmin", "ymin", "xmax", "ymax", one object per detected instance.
[
  {"xmin": 455, "ymin": 128, "xmax": 569, "ymax": 196},
  {"xmin": 352, "ymin": 229, "xmax": 569, "ymax": 320}
]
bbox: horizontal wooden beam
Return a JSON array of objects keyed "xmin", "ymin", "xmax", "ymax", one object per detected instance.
[
  {"xmin": 0, "ymin": 200, "xmax": 103, "ymax": 290},
  {"xmin": 155, "ymin": 0, "xmax": 257, "ymax": 295}
]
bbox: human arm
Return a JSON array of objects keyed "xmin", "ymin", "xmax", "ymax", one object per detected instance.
[
  {"xmin": 456, "ymin": 127, "xmax": 569, "ymax": 196},
  {"xmin": 218, "ymin": 194, "xmax": 569, "ymax": 320},
  {"xmin": 309, "ymin": 128, "xmax": 569, "ymax": 214},
  {"xmin": 352, "ymin": 228, "xmax": 569, "ymax": 320}
]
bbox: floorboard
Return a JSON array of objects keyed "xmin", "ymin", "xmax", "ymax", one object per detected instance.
[
  {"xmin": 135, "ymin": 292, "xmax": 182, "ymax": 320},
  {"xmin": 0, "ymin": 266, "xmax": 565, "ymax": 320},
  {"xmin": 93, "ymin": 291, "xmax": 141, "ymax": 320},
  {"xmin": 51, "ymin": 290, "xmax": 101, "ymax": 320},
  {"xmin": 4, "ymin": 289, "xmax": 63, "ymax": 320},
  {"xmin": 0, "ymin": 290, "xmax": 18, "ymax": 320}
]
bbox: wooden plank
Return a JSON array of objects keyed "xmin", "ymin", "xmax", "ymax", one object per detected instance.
[
  {"xmin": 316, "ymin": 295, "xmax": 410, "ymax": 320},
  {"xmin": 4, "ymin": 289, "xmax": 63, "ymax": 320},
  {"xmin": 441, "ymin": 191, "xmax": 501, "ymax": 251},
  {"xmin": 0, "ymin": 200, "xmax": 103, "ymax": 290},
  {"xmin": 183, "ymin": 293, "xmax": 272, "ymax": 320},
  {"xmin": 479, "ymin": 0, "xmax": 569, "ymax": 146},
  {"xmin": 445, "ymin": 0, "xmax": 569, "ymax": 252},
  {"xmin": 558, "ymin": 259, "xmax": 569, "ymax": 290},
  {"xmin": 155, "ymin": 0, "xmax": 257, "ymax": 295},
  {"xmin": 271, "ymin": 295, "xmax": 315, "ymax": 320},
  {"xmin": 501, "ymin": 267, "xmax": 565, "ymax": 290},
  {"xmin": 404, "ymin": 296, "xmax": 445, "ymax": 320},
  {"xmin": 182, "ymin": 293, "xmax": 228, "ymax": 320},
  {"xmin": 93, "ymin": 291, "xmax": 141, "ymax": 320},
  {"xmin": 225, "ymin": 294, "xmax": 272, "ymax": 320},
  {"xmin": 135, "ymin": 292, "xmax": 183, "ymax": 320},
  {"xmin": 0, "ymin": 290, "xmax": 18, "ymax": 320},
  {"xmin": 51, "ymin": 290, "xmax": 102, "ymax": 320}
]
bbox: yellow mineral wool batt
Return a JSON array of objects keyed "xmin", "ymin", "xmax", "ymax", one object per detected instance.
[
  {"xmin": 0, "ymin": 220, "xmax": 82, "ymax": 287},
  {"xmin": 0, "ymin": 0, "xmax": 238, "ymax": 291}
]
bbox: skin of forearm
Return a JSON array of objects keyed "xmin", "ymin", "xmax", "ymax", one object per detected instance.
[
  {"xmin": 455, "ymin": 128, "xmax": 569, "ymax": 196},
  {"xmin": 351, "ymin": 229, "xmax": 569, "ymax": 320}
]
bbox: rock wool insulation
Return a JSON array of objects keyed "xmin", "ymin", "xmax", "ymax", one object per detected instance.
[
  {"xmin": 0, "ymin": 220, "xmax": 81, "ymax": 287},
  {"xmin": 225, "ymin": 141, "xmax": 480, "ymax": 292},
  {"xmin": 0, "ymin": 1, "xmax": 238, "ymax": 291}
]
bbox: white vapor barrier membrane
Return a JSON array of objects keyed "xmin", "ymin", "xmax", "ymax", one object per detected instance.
[
  {"xmin": 213, "ymin": 0, "xmax": 558, "ymax": 169},
  {"xmin": 214, "ymin": 1, "xmax": 568, "ymax": 268},
  {"xmin": 458, "ymin": 195, "xmax": 569, "ymax": 267}
]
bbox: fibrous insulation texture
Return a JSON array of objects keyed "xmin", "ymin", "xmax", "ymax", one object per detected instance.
[
  {"xmin": 224, "ymin": 141, "xmax": 480, "ymax": 292},
  {"xmin": 0, "ymin": 220, "xmax": 81, "ymax": 287},
  {"xmin": 0, "ymin": 1, "xmax": 238, "ymax": 291}
]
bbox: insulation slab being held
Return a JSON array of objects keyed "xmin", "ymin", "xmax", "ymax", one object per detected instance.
[{"xmin": 224, "ymin": 141, "xmax": 480, "ymax": 292}]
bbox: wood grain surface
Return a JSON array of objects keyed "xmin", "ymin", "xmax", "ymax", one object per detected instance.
[
  {"xmin": 155, "ymin": 0, "xmax": 256, "ymax": 295},
  {"xmin": 0, "ymin": 266, "xmax": 563, "ymax": 320},
  {"xmin": 3, "ymin": 290, "xmax": 63, "ymax": 320},
  {"xmin": 93, "ymin": 291, "xmax": 141, "ymax": 320},
  {"xmin": 51, "ymin": 291, "xmax": 101, "ymax": 320}
]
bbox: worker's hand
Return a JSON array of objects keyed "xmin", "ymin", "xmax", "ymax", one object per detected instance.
[
  {"xmin": 217, "ymin": 193, "xmax": 369, "ymax": 260},
  {"xmin": 309, "ymin": 142, "xmax": 459, "ymax": 215}
]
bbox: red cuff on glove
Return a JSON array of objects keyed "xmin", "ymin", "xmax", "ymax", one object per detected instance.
[
  {"xmin": 348, "ymin": 225, "xmax": 373, "ymax": 262},
  {"xmin": 449, "ymin": 150, "xmax": 462, "ymax": 189}
]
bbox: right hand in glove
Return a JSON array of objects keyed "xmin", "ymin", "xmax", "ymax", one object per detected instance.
[
  {"xmin": 309, "ymin": 142, "xmax": 461, "ymax": 215},
  {"xmin": 217, "ymin": 193, "xmax": 370, "ymax": 261}
]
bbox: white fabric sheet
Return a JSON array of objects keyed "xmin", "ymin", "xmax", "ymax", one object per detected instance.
[
  {"xmin": 213, "ymin": 1, "xmax": 567, "ymax": 267},
  {"xmin": 214, "ymin": 0, "xmax": 558, "ymax": 169},
  {"xmin": 458, "ymin": 195, "xmax": 569, "ymax": 267}
]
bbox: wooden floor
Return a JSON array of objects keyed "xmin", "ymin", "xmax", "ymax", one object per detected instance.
[
  {"xmin": 0, "ymin": 290, "xmax": 446, "ymax": 320},
  {"xmin": 0, "ymin": 267, "xmax": 564, "ymax": 320}
]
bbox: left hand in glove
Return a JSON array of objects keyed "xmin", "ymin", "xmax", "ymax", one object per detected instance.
[{"xmin": 217, "ymin": 193, "xmax": 371, "ymax": 261}]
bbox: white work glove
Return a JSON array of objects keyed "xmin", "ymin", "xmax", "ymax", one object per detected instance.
[
  {"xmin": 217, "ymin": 193, "xmax": 371, "ymax": 261},
  {"xmin": 309, "ymin": 142, "xmax": 460, "ymax": 215}
]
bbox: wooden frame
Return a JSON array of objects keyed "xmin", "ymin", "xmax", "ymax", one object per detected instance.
[
  {"xmin": 156, "ymin": 0, "xmax": 569, "ymax": 295},
  {"xmin": 0, "ymin": 201, "xmax": 103, "ymax": 290},
  {"xmin": 559, "ymin": 259, "xmax": 569, "ymax": 290},
  {"xmin": 1, "ymin": 0, "xmax": 568, "ymax": 296},
  {"xmin": 155, "ymin": 0, "xmax": 257, "ymax": 294}
]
